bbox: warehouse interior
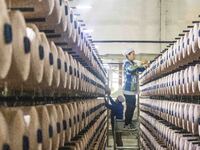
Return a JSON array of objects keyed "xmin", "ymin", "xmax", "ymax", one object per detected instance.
[{"xmin": 1, "ymin": 0, "xmax": 200, "ymax": 149}]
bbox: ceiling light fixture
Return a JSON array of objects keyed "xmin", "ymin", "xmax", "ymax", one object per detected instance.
[
  {"xmin": 76, "ymin": 5, "xmax": 92, "ymax": 9},
  {"xmin": 95, "ymin": 45, "xmax": 99, "ymax": 49},
  {"xmin": 83, "ymin": 29, "xmax": 93, "ymax": 33}
]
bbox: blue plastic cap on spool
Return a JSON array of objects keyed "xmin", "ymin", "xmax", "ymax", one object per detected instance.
[
  {"xmin": 74, "ymin": 116, "xmax": 76, "ymax": 124},
  {"xmin": 57, "ymin": 58, "xmax": 61, "ymax": 70},
  {"xmin": 77, "ymin": 71, "xmax": 80, "ymax": 78},
  {"xmin": 63, "ymin": 120, "xmax": 67, "ymax": 130},
  {"xmin": 70, "ymin": 14, "xmax": 73, "ymax": 23},
  {"xmin": 48, "ymin": 125, "xmax": 53, "ymax": 138},
  {"xmin": 198, "ymin": 118, "xmax": 200, "ymax": 124},
  {"xmin": 59, "ymin": 0, "xmax": 62, "ymax": 6},
  {"xmin": 74, "ymin": 21, "xmax": 77, "ymax": 29},
  {"xmin": 23, "ymin": 135, "xmax": 29, "ymax": 150},
  {"xmin": 82, "ymin": 112, "xmax": 85, "ymax": 119},
  {"xmin": 2, "ymin": 144, "xmax": 10, "ymax": 150},
  {"xmin": 69, "ymin": 66, "xmax": 73, "ymax": 75},
  {"xmin": 39, "ymin": 45, "xmax": 44, "ymax": 60},
  {"xmin": 64, "ymin": 62, "xmax": 67, "ymax": 72},
  {"xmin": 37, "ymin": 129, "xmax": 43, "ymax": 143},
  {"xmin": 74, "ymin": 68, "xmax": 76, "ymax": 76},
  {"xmin": 65, "ymin": 6, "xmax": 68, "ymax": 16},
  {"xmin": 187, "ymin": 39, "xmax": 190, "ymax": 45},
  {"xmin": 49, "ymin": 52, "xmax": 54, "ymax": 65},
  {"xmin": 69, "ymin": 118, "xmax": 72, "ymax": 127},
  {"xmin": 57, "ymin": 122, "xmax": 61, "ymax": 133},
  {"xmin": 77, "ymin": 115, "xmax": 80, "ymax": 122},
  {"xmin": 23, "ymin": 37, "xmax": 31, "ymax": 54},
  {"xmin": 4, "ymin": 23, "xmax": 12, "ymax": 44},
  {"xmin": 78, "ymin": 27, "xmax": 81, "ymax": 34}
]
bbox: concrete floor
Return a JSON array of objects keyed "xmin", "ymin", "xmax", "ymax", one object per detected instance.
[
  {"xmin": 106, "ymin": 128, "xmax": 140, "ymax": 150},
  {"xmin": 104, "ymin": 96, "xmax": 141, "ymax": 150},
  {"xmin": 105, "ymin": 107, "xmax": 140, "ymax": 150}
]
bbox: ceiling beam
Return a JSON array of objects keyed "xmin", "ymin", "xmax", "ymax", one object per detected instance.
[{"xmin": 93, "ymin": 40, "xmax": 175, "ymax": 44}]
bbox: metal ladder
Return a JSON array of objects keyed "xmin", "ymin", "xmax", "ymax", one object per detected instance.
[{"xmin": 113, "ymin": 119, "xmax": 140, "ymax": 150}]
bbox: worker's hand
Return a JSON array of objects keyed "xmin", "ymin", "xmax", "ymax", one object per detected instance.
[
  {"xmin": 107, "ymin": 90, "xmax": 111, "ymax": 96},
  {"xmin": 105, "ymin": 85, "xmax": 111, "ymax": 96},
  {"xmin": 141, "ymin": 60, "xmax": 148, "ymax": 65},
  {"xmin": 104, "ymin": 96, "xmax": 108, "ymax": 103},
  {"xmin": 141, "ymin": 60, "xmax": 149, "ymax": 68},
  {"xmin": 143, "ymin": 63, "xmax": 149, "ymax": 68}
]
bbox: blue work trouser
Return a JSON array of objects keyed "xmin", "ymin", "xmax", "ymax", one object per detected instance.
[{"xmin": 124, "ymin": 94, "xmax": 136, "ymax": 125}]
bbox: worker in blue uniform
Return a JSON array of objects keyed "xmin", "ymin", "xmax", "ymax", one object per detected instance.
[
  {"xmin": 123, "ymin": 48, "xmax": 147, "ymax": 128},
  {"xmin": 104, "ymin": 94, "xmax": 125, "ymax": 147}
]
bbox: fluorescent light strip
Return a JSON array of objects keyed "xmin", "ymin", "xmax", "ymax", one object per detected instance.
[{"xmin": 76, "ymin": 5, "xmax": 92, "ymax": 9}]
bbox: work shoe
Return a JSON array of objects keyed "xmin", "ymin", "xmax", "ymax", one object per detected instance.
[
  {"xmin": 123, "ymin": 124, "xmax": 131, "ymax": 130},
  {"xmin": 124, "ymin": 124, "xmax": 137, "ymax": 130},
  {"xmin": 130, "ymin": 122, "xmax": 137, "ymax": 129}
]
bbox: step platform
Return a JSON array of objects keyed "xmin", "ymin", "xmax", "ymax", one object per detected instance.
[{"xmin": 114, "ymin": 119, "xmax": 139, "ymax": 132}]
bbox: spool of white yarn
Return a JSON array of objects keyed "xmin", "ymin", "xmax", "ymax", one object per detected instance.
[
  {"xmin": 0, "ymin": 0, "xmax": 12, "ymax": 79},
  {"xmin": 179, "ymin": 70, "xmax": 185, "ymax": 95},
  {"xmin": 172, "ymin": 102, "xmax": 177, "ymax": 125},
  {"xmin": 183, "ymin": 103, "xmax": 190, "ymax": 130},
  {"xmin": 7, "ymin": 11, "xmax": 30, "ymax": 84},
  {"xmin": 173, "ymin": 43, "xmax": 178, "ymax": 65},
  {"xmin": 64, "ymin": 52, "xmax": 71, "ymax": 91},
  {"xmin": 171, "ymin": 73, "xmax": 176, "ymax": 95},
  {"xmin": 178, "ymin": 70, "xmax": 184, "ymax": 95},
  {"xmin": 192, "ymin": 23, "xmax": 199, "ymax": 53},
  {"xmin": 183, "ymin": 32, "xmax": 189, "ymax": 59},
  {"xmin": 175, "ymin": 103, "xmax": 179, "ymax": 126},
  {"xmin": 178, "ymin": 103, "xmax": 185, "ymax": 128},
  {"xmin": 187, "ymin": 28, "xmax": 194, "ymax": 57},
  {"xmin": 167, "ymin": 102, "xmax": 172, "ymax": 123},
  {"xmin": 183, "ymin": 68, "xmax": 189, "ymax": 95},
  {"xmin": 178, "ymin": 37, "xmax": 184, "ymax": 62},
  {"xmin": 39, "ymin": 33, "xmax": 53, "ymax": 89},
  {"xmin": 57, "ymin": 47, "xmax": 67, "ymax": 91},
  {"xmin": 192, "ymin": 64, "xmax": 200, "ymax": 94},
  {"xmin": 24, "ymin": 25, "xmax": 45, "ymax": 90},
  {"xmin": 170, "ymin": 102, "xmax": 174, "ymax": 124},
  {"xmin": 50, "ymin": 42, "xmax": 60, "ymax": 89},
  {"xmin": 171, "ymin": 45, "xmax": 176, "ymax": 66},
  {"xmin": 175, "ymin": 71, "xmax": 181, "ymax": 95},
  {"xmin": 179, "ymin": 134, "xmax": 196, "ymax": 150},
  {"xmin": 184, "ymin": 136, "xmax": 199, "ymax": 150},
  {"xmin": 187, "ymin": 66, "xmax": 194, "ymax": 94},
  {"xmin": 188, "ymin": 104, "xmax": 195, "ymax": 133},
  {"xmin": 188, "ymin": 141, "xmax": 200, "ymax": 150},
  {"xmin": 176, "ymin": 39, "xmax": 181, "ymax": 62},
  {"xmin": 193, "ymin": 104, "xmax": 200, "ymax": 135},
  {"xmin": 197, "ymin": 23, "xmax": 200, "ymax": 52}
]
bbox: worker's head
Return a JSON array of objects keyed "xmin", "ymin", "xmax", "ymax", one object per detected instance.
[
  {"xmin": 124, "ymin": 48, "xmax": 136, "ymax": 61},
  {"xmin": 116, "ymin": 95, "xmax": 125, "ymax": 103}
]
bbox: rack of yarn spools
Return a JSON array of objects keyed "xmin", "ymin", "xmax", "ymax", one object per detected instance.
[
  {"xmin": 0, "ymin": 0, "xmax": 108, "ymax": 150},
  {"xmin": 0, "ymin": 99, "xmax": 107, "ymax": 150},
  {"xmin": 0, "ymin": 0, "xmax": 106, "ymax": 98},
  {"xmin": 139, "ymin": 21, "xmax": 200, "ymax": 150}
]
